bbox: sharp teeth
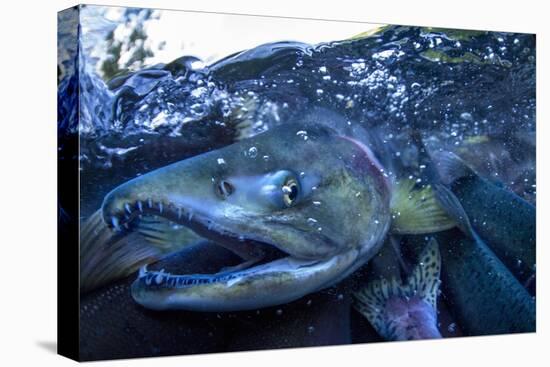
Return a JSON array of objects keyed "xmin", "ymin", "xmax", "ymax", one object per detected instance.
[
  {"xmin": 147, "ymin": 198, "xmax": 153, "ymax": 208},
  {"xmin": 188, "ymin": 211, "xmax": 194, "ymax": 221},
  {"xmin": 155, "ymin": 269, "xmax": 165, "ymax": 284},
  {"xmin": 158, "ymin": 202, "xmax": 163, "ymax": 213},
  {"xmin": 123, "ymin": 223, "xmax": 129, "ymax": 229},
  {"xmin": 177, "ymin": 207, "xmax": 183, "ymax": 220},
  {"xmin": 111, "ymin": 217, "xmax": 120, "ymax": 230},
  {"xmin": 139, "ymin": 265, "xmax": 148, "ymax": 278},
  {"xmin": 137, "ymin": 201, "xmax": 143, "ymax": 212},
  {"xmin": 124, "ymin": 203, "xmax": 132, "ymax": 214}
]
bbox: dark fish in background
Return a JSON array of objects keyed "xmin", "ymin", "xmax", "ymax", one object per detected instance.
[
  {"xmin": 80, "ymin": 241, "xmax": 355, "ymax": 361},
  {"xmin": 433, "ymin": 151, "xmax": 536, "ymax": 284},
  {"xmin": 454, "ymin": 133, "xmax": 536, "ymax": 205},
  {"xmin": 403, "ymin": 230, "xmax": 535, "ymax": 336},
  {"xmin": 354, "ymin": 238, "xmax": 442, "ymax": 341}
]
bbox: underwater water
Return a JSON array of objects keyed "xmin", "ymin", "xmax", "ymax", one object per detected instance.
[{"xmin": 58, "ymin": 6, "xmax": 536, "ymax": 361}]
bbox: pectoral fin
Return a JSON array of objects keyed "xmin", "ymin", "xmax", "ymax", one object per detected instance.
[{"xmin": 390, "ymin": 179, "xmax": 456, "ymax": 235}]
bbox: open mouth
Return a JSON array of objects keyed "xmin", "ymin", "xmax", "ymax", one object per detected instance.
[
  {"xmin": 104, "ymin": 197, "xmax": 292, "ymax": 285},
  {"xmin": 102, "ymin": 195, "xmax": 354, "ymax": 312}
]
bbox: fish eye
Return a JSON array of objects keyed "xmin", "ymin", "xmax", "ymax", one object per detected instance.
[{"xmin": 282, "ymin": 178, "xmax": 299, "ymax": 207}]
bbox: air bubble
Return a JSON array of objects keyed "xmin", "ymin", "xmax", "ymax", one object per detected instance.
[
  {"xmin": 248, "ymin": 146, "xmax": 258, "ymax": 158},
  {"xmin": 307, "ymin": 218, "xmax": 318, "ymax": 226},
  {"xmin": 296, "ymin": 130, "xmax": 309, "ymax": 141}
]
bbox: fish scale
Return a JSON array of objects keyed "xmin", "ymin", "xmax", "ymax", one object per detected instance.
[{"xmin": 435, "ymin": 230, "xmax": 535, "ymax": 335}]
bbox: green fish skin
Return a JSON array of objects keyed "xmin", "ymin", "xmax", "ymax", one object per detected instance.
[
  {"xmin": 434, "ymin": 151, "xmax": 536, "ymax": 283},
  {"xmin": 99, "ymin": 108, "xmax": 453, "ymax": 312},
  {"xmin": 433, "ymin": 230, "xmax": 535, "ymax": 335}
]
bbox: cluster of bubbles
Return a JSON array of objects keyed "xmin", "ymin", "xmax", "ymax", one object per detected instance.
[{"xmin": 58, "ymin": 10, "xmax": 536, "ymax": 210}]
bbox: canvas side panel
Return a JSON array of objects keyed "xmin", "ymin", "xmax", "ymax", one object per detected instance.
[{"xmin": 57, "ymin": 5, "xmax": 80, "ymax": 361}]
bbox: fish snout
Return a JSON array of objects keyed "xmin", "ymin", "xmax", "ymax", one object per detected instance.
[
  {"xmin": 101, "ymin": 187, "xmax": 142, "ymax": 231},
  {"xmin": 101, "ymin": 183, "xmax": 176, "ymax": 231}
]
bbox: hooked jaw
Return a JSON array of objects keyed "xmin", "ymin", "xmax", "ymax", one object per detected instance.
[
  {"xmin": 100, "ymin": 121, "xmax": 389, "ymax": 312},
  {"xmin": 99, "ymin": 169, "xmax": 350, "ymax": 312},
  {"xmin": 103, "ymin": 187, "xmax": 361, "ymax": 311},
  {"xmin": 100, "ymin": 166, "xmax": 363, "ymax": 312},
  {"xmin": 131, "ymin": 249, "xmax": 360, "ymax": 312}
]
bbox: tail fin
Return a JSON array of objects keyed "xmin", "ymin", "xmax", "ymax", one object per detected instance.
[{"xmin": 354, "ymin": 238, "xmax": 441, "ymax": 337}]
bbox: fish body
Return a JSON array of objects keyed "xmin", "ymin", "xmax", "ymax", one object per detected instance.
[
  {"xmin": 98, "ymin": 108, "xmax": 453, "ymax": 311},
  {"xmin": 434, "ymin": 229, "xmax": 535, "ymax": 335},
  {"xmin": 434, "ymin": 151, "xmax": 536, "ymax": 282},
  {"xmin": 354, "ymin": 238, "xmax": 442, "ymax": 341}
]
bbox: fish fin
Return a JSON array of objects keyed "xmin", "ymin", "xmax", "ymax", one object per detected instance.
[
  {"xmin": 229, "ymin": 95, "xmax": 260, "ymax": 141},
  {"xmin": 79, "ymin": 212, "xmax": 199, "ymax": 293},
  {"xmin": 354, "ymin": 276, "xmax": 400, "ymax": 337},
  {"xmin": 432, "ymin": 183, "xmax": 476, "ymax": 238},
  {"xmin": 80, "ymin": 210, "xmax": 164, "ymax": 293},
  {"xmin": 390, "ymin": 179, "xmax": 456, "ymax": 235},
  {"xmin": 134, "ymin": 215, "xmax": 203, "ymax": 250},
  {"xmin": 406, "ymin": 238, "xmax": 441, "ymax": 309},
  {"xmin": 353, "ymin": 238, "xmax": 441, "ymax": 338},
  {"xmin": 80, "ymin": 231, "xmax": 165, "ymax": 293},
  {"xmin": 432, "ymin": 151, "xmax": 475, "ymax": 185}
]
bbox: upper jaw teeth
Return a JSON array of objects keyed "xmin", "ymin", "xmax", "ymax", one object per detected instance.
[
  {"xmin": 139, "ymin": 265, "xmax": 148, "ymax": 277},
  {"xmin": 106, "ymin": 198, "xmax": 191, "ymax": 230}
]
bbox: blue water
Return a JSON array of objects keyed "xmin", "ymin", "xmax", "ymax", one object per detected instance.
[
  {"xmin": 60, "ymin": 7, "xmax": 536, "ymax": 360},
  {"xmin": 58, "ymin": 7, "xmax": 535, "ymax": 216}
]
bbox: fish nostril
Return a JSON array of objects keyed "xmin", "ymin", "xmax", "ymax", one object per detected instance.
[{"xmin": 216, "ymin": 180, "xmax": 234, "ymax": 199}]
